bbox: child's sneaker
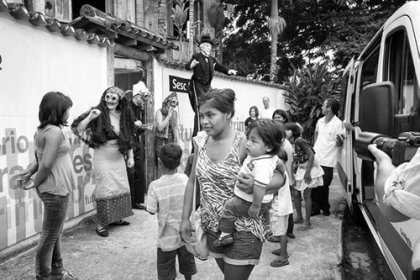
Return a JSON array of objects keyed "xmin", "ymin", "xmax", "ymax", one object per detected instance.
[{"xmin": 213, "ymin": 234, "xmax": 234, "ymax": 247}]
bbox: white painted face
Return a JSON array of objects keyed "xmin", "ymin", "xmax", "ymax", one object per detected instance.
[
  {"xmin": 132, "ymin": 94, "xmax": 142, "ymax": 106},
  {"xmin": 200, "ymin": 42, "xmax": 212, "ymax": 56},
  {"xmin": 104, "ymin": 92, "xmax": 119, "ymax": 110}
]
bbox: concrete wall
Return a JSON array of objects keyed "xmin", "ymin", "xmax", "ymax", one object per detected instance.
[
  {"xmin": 153, "ymin": 59, "xmax": 288, "ymax": 171},
  {"xmin": 0, "ymin": 13, "xmax": 107, "ymax": 251}
]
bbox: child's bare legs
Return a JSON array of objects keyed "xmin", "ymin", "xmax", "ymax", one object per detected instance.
[
  {"xmin": 270, "ymin": 232, "xmax": 290, "ymax": 266},
  {"xmin": 303, "ymin": 188, "xmax": 312, "ymax": 226},
  {"xmin": 296, "ymin": 188, "xmax": 313, "ymax": 231},
  {"xmin": 292, "ymin": 189, "xmax": 303, "ymax": 223},
  {"xmin": 280, "ymin": 235, "xmax": 288, "ymax": 258}
]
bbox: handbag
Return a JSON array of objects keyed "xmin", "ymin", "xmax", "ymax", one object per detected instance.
[{"xmin": 185, "ymin": 180, "xmax": 209, "ymax": 260}]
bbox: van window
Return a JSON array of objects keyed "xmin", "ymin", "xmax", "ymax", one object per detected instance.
[
  {"xmin": 384, "ymin": 29, "xmax": 419, "ymax": 114},
  {"xmin": 339, "ymin": 72, "xmax": 349, "ymax": 119},
  {"xmin": 360, "ymin": 48, "xmax": 379, "ymax": 90}
]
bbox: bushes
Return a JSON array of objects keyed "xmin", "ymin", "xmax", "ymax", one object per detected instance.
[{"xmin": 284, "ymin": 61, "xmax": 342, "ymax": 143}]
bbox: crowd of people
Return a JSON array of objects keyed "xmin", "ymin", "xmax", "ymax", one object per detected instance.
[
  {"xmin": 16, "ymin": 34, "xmax": 420, "ymax": 280},
  {"xmin": 16, "ymin": 36, "xmax": 345, "ymax": 279}
]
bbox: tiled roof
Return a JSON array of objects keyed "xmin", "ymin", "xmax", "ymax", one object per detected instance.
[
  {"xmin": 71, "ymin": 4, "xmax": 177, "ymax": 51},
  {"xmin": 0, "ymin": 1, "xmax": 113, "ymax": 48}
]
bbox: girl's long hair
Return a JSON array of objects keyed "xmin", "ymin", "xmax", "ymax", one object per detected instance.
[{"xmin": 38, "ymin": 91, "xmax": 73, "ymax": 129}]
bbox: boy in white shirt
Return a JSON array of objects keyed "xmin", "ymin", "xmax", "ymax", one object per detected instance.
[
  {"xmin": 214, "ymin": 119, "xmax": 283, "ymax": 247},
  {"xmin": 147, "ymin": 143, "xmax": 197, "ymax": 280}
]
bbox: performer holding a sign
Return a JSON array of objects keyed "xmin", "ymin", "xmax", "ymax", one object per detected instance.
[{"xmin": 185, "ymin": 34, "xmax": 237, "ymax": 137}]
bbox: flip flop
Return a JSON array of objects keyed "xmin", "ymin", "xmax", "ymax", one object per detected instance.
[
  {"xmin": 270, "ymin": 256, "xmax": 289, "ymax": 267},
  {"xmin": 267, "ymin": 235, "xmax": 281, "ymax": 243},
  {"xmin": 110, "ymin": 220, "xmax": 130, "ymax": 226},
  {"xmin": 271, "ymin": 249, "xmax": 289, "ymax": 259},
  {"xmin": 95, "ymin": 227, "xmax": 109, "ymax": 237},
  {"xmin": 296, "ymin": 224, "xmax": 313, "ymax": 231}
]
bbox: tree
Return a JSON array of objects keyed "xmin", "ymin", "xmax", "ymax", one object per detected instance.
[
  {"xmin": 172, "ymin": 0, "xmax": 189, "ymax": 60},
  {"xmin": 284, "ymin": 61, "xmax": 342, "ymax": 141},
  {"xmin": 223, "ymin": 0, "xmax": 406, "ymax": 82},
  {"xmin": 207, "ymin": 1, "xmax": 225, "ymax": 62},
  {"xmin": 269, "ymin": 0, "xmax": 286, "ymax": 81}
]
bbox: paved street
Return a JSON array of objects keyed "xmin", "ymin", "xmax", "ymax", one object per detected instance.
[{"xmin": 0, "ymin": 177, "xmax": 346, "ymax": 280}]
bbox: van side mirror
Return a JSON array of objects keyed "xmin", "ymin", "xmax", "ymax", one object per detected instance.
[
  {"xmin": 359, "ymin": 82, "xmax": 395, "ymax": 135},
  {"xmin": 353, "ymin": 82, "xmax": 395, "ymax": 160}
]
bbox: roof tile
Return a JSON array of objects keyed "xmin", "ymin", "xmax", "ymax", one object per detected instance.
[{"xmin": 0, "ymin": 1, "xmax": 112, "ymax": 48}]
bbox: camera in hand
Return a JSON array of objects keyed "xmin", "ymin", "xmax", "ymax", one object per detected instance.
[{"xmin": 373, "ymin": 132, "xmax": 420, "ymax": 165}]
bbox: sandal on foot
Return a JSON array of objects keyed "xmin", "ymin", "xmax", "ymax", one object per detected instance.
[
  {"xmin": 267, "ymin": 235, "xmax": 281, "ymax": 243},
  {"xmin": 296, "ymin": 224, "xmax": 313, "ymax": 231},
  {"xmin": 271, "ymin": 249, "xmax": 289, "ymax": 259},
  {"xmin": 95, "ymin": 227, "xmax": 109, "ymax": 237},
  {"xmin": 110, "ymin": 220, "xmax": 130, "ymax": 226},
  {"xmin": 270, "ymin": 256, "xmax": 289, "ymax": 267}
]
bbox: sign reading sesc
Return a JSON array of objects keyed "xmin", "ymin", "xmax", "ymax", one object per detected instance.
[{"xmin": 169, "ymin": 75, "xmax": 190, "ymax": 93}]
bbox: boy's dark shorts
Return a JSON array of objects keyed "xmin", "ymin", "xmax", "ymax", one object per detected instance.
[
  {"xmin": 207, "ymin": 231, "xmax": 263, "ymax": 265},
  {"xmin": 157, "ymin": 245, "xmax": 197, "ymax": 280}
]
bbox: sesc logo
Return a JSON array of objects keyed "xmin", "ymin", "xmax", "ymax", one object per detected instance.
[{"xmin": 169, "ymin": 75, "xmax": 190, "ymax": 93}]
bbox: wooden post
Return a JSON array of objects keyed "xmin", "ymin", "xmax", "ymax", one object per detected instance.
[
  {"xmin": 144, "ymin": 56, "xmax": 156, "ymax": 187},
  {"xmin": 107, "ymin": 47, "xmax": 114, "ymax": 86},
  {"xmin": 188, "ymin": 0, "xmax": 195, "ymax": 57}
]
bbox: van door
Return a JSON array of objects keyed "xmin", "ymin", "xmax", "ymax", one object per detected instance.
[
  {"xmin": 380, "ymin": 15, "xmax": 420, "ymax": 280},
  {"xmin": 338, "ymin": 58, "xmax": 355, "ymax": 208}
]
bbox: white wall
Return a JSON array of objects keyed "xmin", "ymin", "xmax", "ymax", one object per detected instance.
[
  {"xmin": 0, "ymin": 14, "xmax": 107, "ymax": 250},
  {"xmin": 153, "ymin": 59, "xmax": 287, "ymax": 170}
]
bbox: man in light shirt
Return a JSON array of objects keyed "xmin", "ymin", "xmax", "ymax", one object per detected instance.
[
  {"xmin": 312, "ymin": 98, "xmax": 344, "ymax": 216},
  {"xmin": 260, "ymin": 96, "xmax": 276, "ymax": 119}
]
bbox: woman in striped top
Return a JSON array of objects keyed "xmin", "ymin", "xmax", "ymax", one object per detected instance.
[{"xmin": 180, "ymin": 88, "xmax": 285, "ymax": 280}]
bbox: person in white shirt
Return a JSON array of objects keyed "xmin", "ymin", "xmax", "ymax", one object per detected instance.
[
  {"xmin": 312, "ymin": 98, "xmax": 344, "ymax": 216},
  {"xmin": 260, "ymin": 96, "xmax": 275, "ymax": 119}
]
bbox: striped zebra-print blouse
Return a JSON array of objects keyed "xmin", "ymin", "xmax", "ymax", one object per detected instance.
[{"xmin": 195, "ymin": 130, "xmax": 267, "ymax": 241}]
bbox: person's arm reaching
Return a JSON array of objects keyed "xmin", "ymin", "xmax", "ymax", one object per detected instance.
[
  {"xmin": 214, "ymin": 59, "xmax": 237, "ymax": 76},
  {"xmin": 76, "ymin": 109, "xmax": 101, "ymax": 133},
  {"xmin": 368, "ymin": 144, "xmax": 410, "ymax": 222},
  {"xmin": 186, "ymin": 54, "xmax": 199, "ymax": 70},
  {"xmin": 156, "ymin": 108, "xmax": 173, "ymax": 132}
]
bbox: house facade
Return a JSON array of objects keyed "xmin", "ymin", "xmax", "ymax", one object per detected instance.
[{"xmin": 0, "ymin": 0, "xmax": 287, "ymax": 255}]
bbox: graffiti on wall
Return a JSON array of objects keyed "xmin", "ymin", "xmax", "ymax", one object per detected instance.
[{"xmin": 0, "ymin": 128, "xmax": 95, "ymax": 250}]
